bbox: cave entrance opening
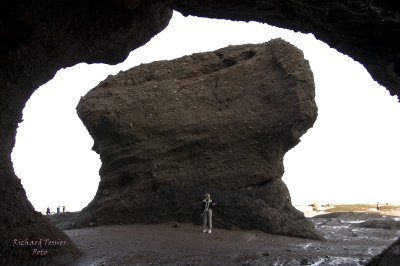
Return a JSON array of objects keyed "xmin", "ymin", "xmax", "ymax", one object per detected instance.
[{"xmin": 10, "ymin": 10, "xmax": 400, "ymax": 219}]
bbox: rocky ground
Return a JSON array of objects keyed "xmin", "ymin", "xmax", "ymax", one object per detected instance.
[{"xmin": 45, "ymin": 211, "xmax": 400, "ymax": 265}]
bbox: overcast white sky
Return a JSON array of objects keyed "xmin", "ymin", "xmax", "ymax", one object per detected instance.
[{"xmin": 12, "ymin": 12, "xmax": 400, "ymax": 213}]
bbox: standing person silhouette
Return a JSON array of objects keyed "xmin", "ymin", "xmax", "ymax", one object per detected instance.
[
  {"xmin": 46, "ymin": 207, "xmax": 50, "ymax": 215},
  {"xmin": 63, "ymin": 205, "xmax": 65, "ymax": 212},
  {"xmin": 202, "ymin": 193, "xmax": 216, "ymax": 234}
]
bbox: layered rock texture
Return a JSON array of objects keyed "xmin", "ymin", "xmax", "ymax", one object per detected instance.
[
  {"xmin": 76, "ymin": 39, "xmax": 321, "ymax": 240},
  {"xmin": 0, "ymin": 0, "xmax": 171, "ymax": 264}
]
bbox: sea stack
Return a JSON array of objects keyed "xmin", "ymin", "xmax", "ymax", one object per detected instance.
[{"xmin": 76, "ymin": 38, "xmax": 321, "ymax": 239}]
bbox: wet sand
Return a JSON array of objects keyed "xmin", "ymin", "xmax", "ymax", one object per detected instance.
[{"xmin": 61, "ymin": 212, "xmax": 400, "ymax": 265}]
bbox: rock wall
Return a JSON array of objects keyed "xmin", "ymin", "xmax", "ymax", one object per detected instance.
[
  {"xmin": 0, "ymin": 0, "xmax": 171, "ymax": 264},
  {"xmin": 76, "ymin": 39, "xmax": 321, "ymax": 240}
]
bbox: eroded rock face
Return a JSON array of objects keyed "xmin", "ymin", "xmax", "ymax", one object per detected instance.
[
  {"xmin": 76, "ymin": 39, "xmax": 321, "ymax": 240},
  {"xmin": 0, "ymin": 0, "xmax": 171, "ymax": 264},
  {"xmin": 169, "ymin": 0, "xmax": 400, "ymax": 99}
]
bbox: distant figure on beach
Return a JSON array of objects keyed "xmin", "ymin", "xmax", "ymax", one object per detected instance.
[
  {"xmin": 377, "ymin": 202, "xmax": 380, "ymax": 211},
  {"xmin": 57, "ymin": 206, "xmax": 60, "ymax": 213},
  {"xmin": 46, "ymin": 207, "xmax": 50, "ymax": 215},
  {"xmin": 63, "ymin": 205, "xmax": 65, "ymax": 212},
  {"xmin": 202, "ymin": 193, "xmax": 216, "ymax": 234}
]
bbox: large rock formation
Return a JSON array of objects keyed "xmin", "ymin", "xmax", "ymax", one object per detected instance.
[
  {"xmin": 0, "ymin": 0, "xmax": 171, "ymax": 264},
  {"xmin": 76, "ymin": 39, "xmax": 321, "ymax": 240},
  {"xmin": 1, "ymin": 0, "xmax": 399, "ymax": 264}
]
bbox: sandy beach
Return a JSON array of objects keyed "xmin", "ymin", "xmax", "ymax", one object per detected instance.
[{"xmin": 53, "ymin": 210, "xmax": 400, "ymax": 265}]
